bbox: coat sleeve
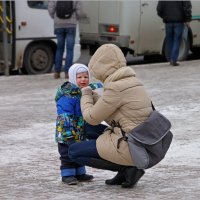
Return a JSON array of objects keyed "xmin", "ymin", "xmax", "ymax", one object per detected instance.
[
  {"xmin": 183, "ymin": 1, "xmax": 192, "ymax": 22},
  {"xmin": 92, "ymin": 90, "xmax": 101, "ymax": 104},
  {"xmin": 81, "ymin": 88, "xmax": 121, "ymax": 125},
  {"xmin": 48, "ymin": 1, "xmax": 56, "ymax": 19}
]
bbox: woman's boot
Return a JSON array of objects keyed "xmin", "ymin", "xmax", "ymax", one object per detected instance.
[
  {"xmin": 105, "ymin": 172, "xmax": 125, "ymax": 185},
  {"xmin": 121, "ymin": 167, "xmax": 145, "ymax": 188}
]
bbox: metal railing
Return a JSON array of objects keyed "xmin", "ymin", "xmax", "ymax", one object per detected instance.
[{"xmin": 0, "ymin": 1, "xmax": 12, "ymax": 76}]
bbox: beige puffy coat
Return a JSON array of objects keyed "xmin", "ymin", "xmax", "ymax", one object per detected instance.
[{"xmin": 81, "ymin": 44, "xmax": 152, "ymax": 166}]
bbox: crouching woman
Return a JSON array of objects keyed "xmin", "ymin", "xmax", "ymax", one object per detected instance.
[{"xmin": 68, "ymin": 44, "xmax": 153, "ymax": 188}]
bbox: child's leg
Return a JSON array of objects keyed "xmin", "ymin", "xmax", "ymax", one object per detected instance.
[
  {"xmin": 58, "ymin": 143, "xmax": 76, "ymax": 176},
  {"xmin": 75, "ymin": 166, "xmax": 94, "ymax": 181},
  {"xmin": 58, "ymin": 143, "xmax": 78, "ymax": 184},
  {"xmin": 58, "ymin": 143, "xmax": 93, "ymax": 183}
]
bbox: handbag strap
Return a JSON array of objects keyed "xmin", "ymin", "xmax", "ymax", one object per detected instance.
[
  {"xmin": 151, "ymin": 102, "xmax": 155, "ymax": 111},
  {"xmin": 110, "ymin": 120, "xmax": 128, "ymax": 149}
]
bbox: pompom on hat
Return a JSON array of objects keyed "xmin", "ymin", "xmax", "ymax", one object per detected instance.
[{"xmin": 68, "ymin": 63, "xmax": 90, "ymax": 86}]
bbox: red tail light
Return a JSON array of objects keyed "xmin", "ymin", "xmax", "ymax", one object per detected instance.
[{"xmin": 108, "ymin": 25, "xmax": 118, "ymax": 33}]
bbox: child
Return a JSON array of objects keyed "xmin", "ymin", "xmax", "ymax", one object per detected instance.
[{"xmin": 55, "ymin": 63, "xmax": 94, "ymax": 185}]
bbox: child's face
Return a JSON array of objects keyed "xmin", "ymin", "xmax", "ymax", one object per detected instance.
[{"xmin": 76, "ymin": 72, "xmax": 89, "ymax": 88}]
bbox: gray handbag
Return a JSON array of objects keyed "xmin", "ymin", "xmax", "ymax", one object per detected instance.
[{"xmin": 127, "ymin": 108, "xmax": 173, "ymax": 169}]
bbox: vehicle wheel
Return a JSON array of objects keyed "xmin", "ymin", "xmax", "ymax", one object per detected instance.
[
  {"xmin": 163, "ymin": 36, "xmax": 190, "ymax": 61},
  {"xmin": 23, "ymin": 43, "xmax": 54, "ymax": 74}
]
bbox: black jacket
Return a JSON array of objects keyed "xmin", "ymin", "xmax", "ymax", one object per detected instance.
[{"xmin": 157, "ymin": 1, "xmax": 192, "ymax": 23}]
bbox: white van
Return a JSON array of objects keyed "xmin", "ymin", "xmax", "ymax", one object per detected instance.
[
  {"xmin": 0, "ymin": 0, "xmax": 81, "ymax": 74},
  {"xmin": 80, "ymin": 0, "xmax": 200, "ymax": 60}
]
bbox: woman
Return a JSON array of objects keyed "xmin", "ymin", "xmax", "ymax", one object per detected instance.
[{"xmin": 68, "ymin": 44, "xmax": 153, "ymax": 188}]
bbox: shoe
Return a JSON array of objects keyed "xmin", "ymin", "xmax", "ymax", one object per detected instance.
[
  {"xmin": 170, "ymin": 61, "xmax": 179, "ymax": 66},
  {"xmin": 54, "ymin": 72, "xmax": 60, "ymax": 79},
  {"xmin": 62, "ymin": 176, "xmax": 78, "ymax": 185},
  {"xmin": 76, "ymin": 174, "xmax": 94, "ymax": 182},
  {"xmin": 105, "ymin": 172, "xmax": 125, "ymax": 185},
  {"xmin": 121, "ymin": 167, "xmax": 145, "ymax": 188},
  {"xmin": 65, "ymin": 72, "xmax": 69, "ymax": 79}
]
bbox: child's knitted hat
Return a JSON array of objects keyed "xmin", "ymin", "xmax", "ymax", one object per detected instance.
[{"xmin": 68, "ymin": 63, "xmax": 90, "ymax": 86}]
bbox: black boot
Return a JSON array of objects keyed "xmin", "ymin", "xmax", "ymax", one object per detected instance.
[
  {"xmin": 105, "ymin": 172, "xmax": 125, "ymax": 185},
  {"xmin": 121, "ymin": 167, "xmax": 145, "ymax": 188},
  {"xmin": 78, "ymin": 158, "xmax": 144, "ymax": 187}
]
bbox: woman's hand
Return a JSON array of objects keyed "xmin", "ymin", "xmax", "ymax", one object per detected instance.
[{"xmin": 81, "ymin": 86, "xmax": 93, "ymax": 95}]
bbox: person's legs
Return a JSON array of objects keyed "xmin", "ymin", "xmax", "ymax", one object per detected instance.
[
  {"xmin": 171, "ymin": 23, "xmax": 184, "ymax": 64},
  {"xmin": 58, "ymin": 143, "xmax": 79, "ymax": 184},
  {"xmin": 64, "ymin": 27, "xmax": 76, "ymax": 76},
  {"xmin": 165, "ymin": 23, "xmax": 174, "ymax": 62},
  {"xmin": 68, "ymin": 140, "xmax": 125, "ymax": 171},
  {"xmin": 68, "ymin": 140, "xmax": 145, "ymax": 188},
  {"xmin": 54, "ymin": 28, "xmax": 65, "ymax": 76},
  {"xmin": 58, "ymin": 142, "xmax": 93, "ymax": 183},
  {"xmin": 69, "ymin": 140, "xmax": 100, "ymax": 162},
  {"xmin": 85, "ymin": 123, "xmax": 107, "ymax": 140}
]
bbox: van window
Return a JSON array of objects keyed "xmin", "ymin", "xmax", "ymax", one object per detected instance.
[{"xmin": 27, "ymin": 1, "xmax": 48, "ymax": 9}]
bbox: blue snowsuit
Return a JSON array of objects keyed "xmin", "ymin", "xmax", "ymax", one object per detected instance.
[{"xmin": 55, "ymin": 81, "xmax": 86, "ymax": 177}]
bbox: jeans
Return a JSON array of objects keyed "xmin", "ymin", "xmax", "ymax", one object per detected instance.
[
  {"xmin": 68, "ymin": 140, "xmax": 127, "ymax": 172},
  {"xmin": 85, "ymin": 123, "xmax": 107, "ymax": 139},
  {"xmin": 165, "ymin": 23, "xmax": 184, "ymax": 62},
  {"xmin": 54, "ymin": 27, "xmax": 76, "ymax": 73},
  {"xmin": 68, "ymin": 140, "xmax": 101, "ymax": 165}
]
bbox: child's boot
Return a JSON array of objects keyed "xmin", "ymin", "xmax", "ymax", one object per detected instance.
[
  {"xmin": 62, "ymin": 176, "xmax": 78, "ymax": 185},
  {"xmin": 76, "ymin": 174, "xmax": 94, "ymax": 182}
]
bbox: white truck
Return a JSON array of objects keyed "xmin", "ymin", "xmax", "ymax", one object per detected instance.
[
  {"xmin": 0, "ymin": 0, "xmax": 81, "ymax": 75},
  {"xmin": 80, "ymin": 0, "xmax": 200, "ymax": 60}
]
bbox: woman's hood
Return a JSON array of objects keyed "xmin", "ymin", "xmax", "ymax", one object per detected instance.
[{"xmin": 88, "ymin": 44, "xmax": 127, "ymax": 82}]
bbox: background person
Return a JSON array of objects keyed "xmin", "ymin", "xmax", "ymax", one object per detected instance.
[
  {"xmin": 68, "ymin": 44, "xmax": 153, "ymax": 188},
  {"xmin": 157, "ymin": 0, "xmax": 192, "ymax": 66},
  {"xmin": 48, "ymin": 1, "xmax": 86, "ymax": 79}
]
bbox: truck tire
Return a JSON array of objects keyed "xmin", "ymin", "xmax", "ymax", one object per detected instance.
[
  {"xmin": 163, "ymin": 36, "xmax": 190, "ymax": 61},
  {"xmin": 23, "ymin": 43, "xmax": 54, "ymax": 74}
]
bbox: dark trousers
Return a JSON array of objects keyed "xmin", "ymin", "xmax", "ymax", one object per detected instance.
[
  {"xmin": 58, "ymin": 143, "xmax": 82, "ymax": 169},
  {"xmin": 85, "ymin": 123, "xmax": 107, "ymax": 139},
  {"xmin": 68, "ymin": 140, "xmax": 127, "ymax": 172}
]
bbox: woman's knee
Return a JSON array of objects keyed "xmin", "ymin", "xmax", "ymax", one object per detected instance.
[{"xmin": 68, "ymin": 140, "xmax": 99, "ymax": 161}]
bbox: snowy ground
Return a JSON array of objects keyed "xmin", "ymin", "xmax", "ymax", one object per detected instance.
[{"xmin": 0, "ymin": 60, "xmax": 200, "ymax": 200}]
